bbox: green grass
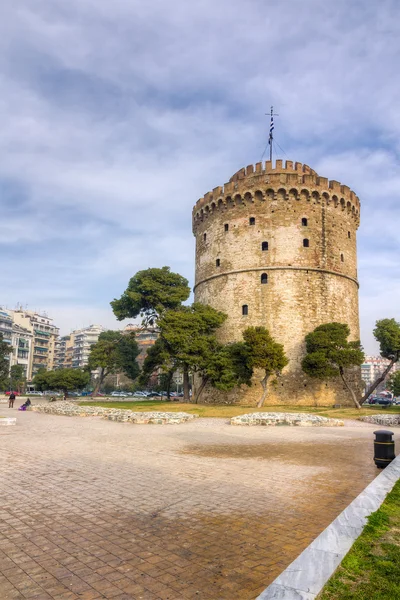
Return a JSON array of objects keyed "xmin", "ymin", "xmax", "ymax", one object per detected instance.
[
  {"xmin": 319, "ymin": 479, "xmax": 400, "ymax": 600},
  {"xmin": 78, "ymin": 401, "xmax": 400, "ymax": 420}
]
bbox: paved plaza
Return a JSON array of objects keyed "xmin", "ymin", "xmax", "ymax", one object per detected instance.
[{"xmin": 0, "ymin": 408, "xmax": 396, "ymax": 600}]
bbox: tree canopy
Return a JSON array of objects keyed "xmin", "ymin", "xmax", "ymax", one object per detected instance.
[
  {"xmin": 360, "ymin": 319, "xmax": 400, "ymax": 402},
  {"xmin": 33, "ymin": 368, "xmax": 90, "ymax": 395},
  {"xmin": 302, "ymin": 322, "xmax": 364, "ymax": 408},
  {"xmin": 9, "ymin": 364, "xmax": 26, "ymax": 392},
  {"xmin": 111, "ymin": 267, "xmax": 190, "ymax": 325},
  {"xmin": 387, "ymin": 371, "xmax": 400, "ymax": 397},
  {"xmin": 242, "ymin": 326, "xmax": 288, "ymax": 407},
  {"xmin": 88, "ymin": 330, "xmax": 140, "ymax": 394}
]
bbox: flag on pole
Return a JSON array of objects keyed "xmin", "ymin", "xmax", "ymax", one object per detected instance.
[{"xmin": 268, "ymin": 115, "xmax": 274, "ymax": 145}]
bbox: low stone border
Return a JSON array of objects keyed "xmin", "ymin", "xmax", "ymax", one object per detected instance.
[
  {"xmin": 231, "ymin": 412, "xmax": 344, "ymax": 427},
  {"xmin": 31, "ymin": 402, "xmax": 197, "ymax": 424},
  {"xmin": 360, "ymin": 414, "xmax": 400, "ymax": 426},
  {"xmin": 256, "ymin": 453, "xmax": 400, "ymax": 599},
  {"xmin": 0, "ymin": 417, "xmax": 16, "ymax": 426}
]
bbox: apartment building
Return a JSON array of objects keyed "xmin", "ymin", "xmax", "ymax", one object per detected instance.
[
  {"xmin": 0, "ymin": 308, "xmax": 34, "ymax": 379},
  {"xmin": 55, "ymin": 334, "xmax": 75, "ymax": 369},
  {"xmin": 361, "ymin": 355, "xmax": 399, "ymax": 391},
  {"xmin": 9, "ymin": 309, "xmax": 59, "ymax": 378},
  {"xmin": 72, "ymin": 324, "xmax": 104, "ymax": 369}
]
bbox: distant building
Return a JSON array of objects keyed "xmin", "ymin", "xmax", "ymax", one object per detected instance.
[
  {"xmin": 3, "ymin": 309, "xmax": 59, "ymax": 379},
  {"xmin": 72, "ymin": 324, "xmax": 104, "ymax": 369},
  {"xmin": 123, "ymin": 324, "xmax": 158, "ymax": 367},
  {"xmin": 0, "ymin": 308, "xmax": 33, "ymax": 380},
  {"xmin": 55, "ymin": 334, "xmax": 75, "ymax": 369},
  {"xmin": 361, "ymin": 355, "xmax": 399, "ymax": 392}
]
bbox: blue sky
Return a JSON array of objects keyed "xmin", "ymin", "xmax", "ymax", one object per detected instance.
[{"xmin": 1, "ymin": 0, "xmax": 400, "ymax": 352}]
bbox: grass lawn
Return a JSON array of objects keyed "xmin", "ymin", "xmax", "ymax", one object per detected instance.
[
  {"xmin": 78, "ymin": 401, "xmax": 400, "ymax": 420},
  {"xmin": 319, "ymin": 479, "xmax": 400, "ymax": 600}
]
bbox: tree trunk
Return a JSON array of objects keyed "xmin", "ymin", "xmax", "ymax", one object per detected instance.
[
  {"xmin": 166, "ymin": 370, "xmax": 173, "ymax": 400},
  {"xmin": 360, "ymin": 358, "xmax": 398, "ymax": 404},
  {"xmin": 183, "ymin": 365, "xmax": 190, "ymax": 402},
  {"xmin": 194, "ymin": 377, "xmax": 208, "ymax": 404},
  {"xmin": 92, "ymin": 368, "xmax": 107, "ymax": 397},
  {"xmin": 257, "ymin": 374, "xmax": 270, "ymax": 408},
  {"xmin": 339, "ymin": 367, "xmax": 361, "ymax": 409}
]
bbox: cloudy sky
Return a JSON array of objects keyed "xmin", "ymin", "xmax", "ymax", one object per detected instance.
[{"xmin": 1, "ymin": 0, "xmax": 399, "ymax": 352}]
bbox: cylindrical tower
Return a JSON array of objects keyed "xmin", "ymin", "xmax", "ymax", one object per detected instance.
[{"xmin": 192, "ymin": 159, "xmax": 361, "ymax": 406}]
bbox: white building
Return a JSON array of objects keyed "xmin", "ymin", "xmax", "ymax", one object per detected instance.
[
  {"xmin": 361, "ymin": 355, "xmax": 399, "ymax": 391},
  {"xmin": 72, "ymin": 324, "xmax": 104, "ymax": 369}
]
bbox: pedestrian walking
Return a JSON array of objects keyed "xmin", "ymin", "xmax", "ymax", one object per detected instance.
[{"xmin": 9, "ymin": 392, "xmax": 16, "ymax": 408}]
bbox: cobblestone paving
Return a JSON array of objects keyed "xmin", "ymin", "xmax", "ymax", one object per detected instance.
[{"xmin": 0, "ymin": 409, "xmax": 396, "ymax": 600}]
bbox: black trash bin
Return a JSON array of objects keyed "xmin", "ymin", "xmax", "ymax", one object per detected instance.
[{"xmin": 374, "ymin": 430, "xmax": 395, "ymax": 469}]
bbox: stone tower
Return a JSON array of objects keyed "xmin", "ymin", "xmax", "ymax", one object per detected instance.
[{"xmin": 192, "ymin": 159, "xmax": 361, "ymax": 406}]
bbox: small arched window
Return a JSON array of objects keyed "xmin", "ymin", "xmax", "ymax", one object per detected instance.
[
  {"xmin": 203, "ymin": 233, "xmax": 206, "ymax": 241},
  {"xmin": 348, "ymin": 231, "xmax": 351, "ymax": 238},
  {"xmin": 261, "ymin": 241, "xmax": 268, "ymax": 251},
  {"xmin": 341, "ymin": 253, "xmax": 344, "ymax": 262},
  {"xmin": 261, "ymin": 273, "xmax": 268, "ymax": 284},
  {"xmin": 216, "ymin": 259, "xmax": 220, "ymax": 267},
  {"xmin": 224, "ymin": 223, "xmax": 229, "ymax": 232},
  {"xmin": 303, "ymin": 239, "xmax": 309, "ymax": 248},
  {"xmin": 242, "ymin": 304, "xmax": 248, "ymax": 316},
  {"xmin": 249, "ymin": 217, "xmax": 255, "ymax": 226},
  {"xmin": 302, "ymin": 218, "xmax": 308, "ymax": 226}
]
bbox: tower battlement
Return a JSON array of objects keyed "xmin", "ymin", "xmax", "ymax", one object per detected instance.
[{"xmin": 193, "ymin": 159, "xmax": 360, "ymax": 232}]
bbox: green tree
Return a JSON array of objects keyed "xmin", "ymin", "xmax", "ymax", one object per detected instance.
[
  {"xmin": 302, "ymin": 322, "xmax": 365, "ymax": 409},
  {"xmin": 111, "ymin": 267, "xmax": 190, "ymax": 325},
  {"xmin": 200, "ymin": 342, "xmax": 253, "ymax": 398},
  {"xmin": 33, "ymin": 368, "xmax": 90, "ymax": 397},
  {"xmin": 0, "ymin": 333, "xmax": 12, "ymax": 390},
  {"xmin": 139, "ymin": 338, "xmax": 174, "ymax": 396},
  {"xmin": 158, "ymin": 303, "xmax": 227, "ymax": 402},
  {"xmin": 361, "ymin": 318, "xmax": 400, "ymax": 403},
  {"xmin": 88, "ymin": 331, "xmax": 140, "ymax": 395},
  {"xmin": 243, "ymin": 326, "xmax": 289, "ymax": 408},
  {"xmin": 387, "ymin": 371, "xmax": 400, "ymax": 397},
  {"xmin": 9, "ymin": 364, "xmax": 26, "ymax": 393}
]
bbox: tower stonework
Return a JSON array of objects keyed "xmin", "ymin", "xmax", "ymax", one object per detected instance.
[{"xmin": 192, "ymin": 159, "xmax": 361, "ymax": 406}]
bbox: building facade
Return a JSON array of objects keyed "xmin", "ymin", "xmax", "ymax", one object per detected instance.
[
  {"xmin": 361, "ymin": 356, "xmax": 400, "ymax": 392},
  {"xmin": 72, "ymin": 325, "xmax": 104, "ymax": 369},
  {"xmin": 192, "ymin": 159, "xmax": 361, "ymax": 406},
  {"xmin": 9, "ymin": 310, "xmax": 59, "ymax": 378},
  {"xmin": 55, "ymin": 334, "xmax": 75, "ymax": 370},
  {"xmin": 123, "ymin": 325, "xmax": 158, "ymax": 367}
]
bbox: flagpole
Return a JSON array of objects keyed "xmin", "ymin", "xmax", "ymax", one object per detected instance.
[{"xmin": 269, "ymin": 106, "xmax": 274, "ymax": 162}]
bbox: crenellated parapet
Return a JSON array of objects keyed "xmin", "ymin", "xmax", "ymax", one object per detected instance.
[{"xmin": 192, "ymin": 159, "xmax": 360, "ymax": 232}]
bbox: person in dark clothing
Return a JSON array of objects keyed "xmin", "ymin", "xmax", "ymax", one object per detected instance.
[{"xmin": 9, "ymin": 392, "xmax": 16, "ymax": 408}]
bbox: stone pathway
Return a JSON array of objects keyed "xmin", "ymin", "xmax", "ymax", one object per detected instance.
[{"xmin": 0, "ymin": 410, "xmax": 397, "ymax": 600}]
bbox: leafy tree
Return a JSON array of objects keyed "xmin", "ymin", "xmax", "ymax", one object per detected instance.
[
  {"xmin": 88, "ymin": 331, "xmax": 140, "ymax": 395},
  {"xmin": 9, "ymin": 364, "xmax": 26, "ymax": 393},
  {"xmin": 111, "ymin": 267, "xmax": 190, "ymax": 325},
  {"xmin": 0, "ymin": 333, "xmax": 12, "ymax": 390},
  {"xmin": 33, "ymin": 368, "xmax": 90, "ymax": 397},
  {"xmin": 360, "ymin": 318, "xmax": 400, "ymax": 403},
  {"xmin": 139, "ymin": 338, "xmax": 174, "ymax": 396},
  {"xmin": 200, "ymin": 342, "xmax": 253, "ymax": 399},
  {"xmin": 302, "ymin": 322, "xmax": 364, "ymax": 409},
  {"xmin": 158, "ymin": 303, "xmax": 227, "ymax": 401},
  {"xmin": 387, "ymin": 371, "xmax": 400, "ymax": 397},
  {"xmin": 243, "ymin": 326, "xmax": 288, "ymax": 407}
]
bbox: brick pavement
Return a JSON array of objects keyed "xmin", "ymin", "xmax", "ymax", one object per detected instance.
[{"xmin": 0, "ymin": 408, "xmax": 394, "ymax": 600}]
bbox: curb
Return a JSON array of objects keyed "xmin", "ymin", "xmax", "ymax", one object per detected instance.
[{"xmin": 256, "ymin": 453, "xmax": 400, "ymax": 599}]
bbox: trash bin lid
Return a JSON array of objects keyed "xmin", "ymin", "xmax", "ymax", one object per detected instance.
[{"xmin": 374, "ymin": 430, "xmax": 394, "ymax": 435}]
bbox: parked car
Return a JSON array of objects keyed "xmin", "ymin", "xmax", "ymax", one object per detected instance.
[
  {"xmin": 147, "ymin": 391, "xmax": 162, "ymax": 398},
  {"xmin": 89, "ymin": 392, "xmax": 105, "ymax": 397},
  {"xmin": 27, "ymin": 391, "xmax": 43, "ymax": 396},
  {"xmin": 111, "ymin": 391, "xmax": 128, "ymax": 397},
  {"xmin": 5, "ymin": 391, "xmax": 20, "ymax": 396}
]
